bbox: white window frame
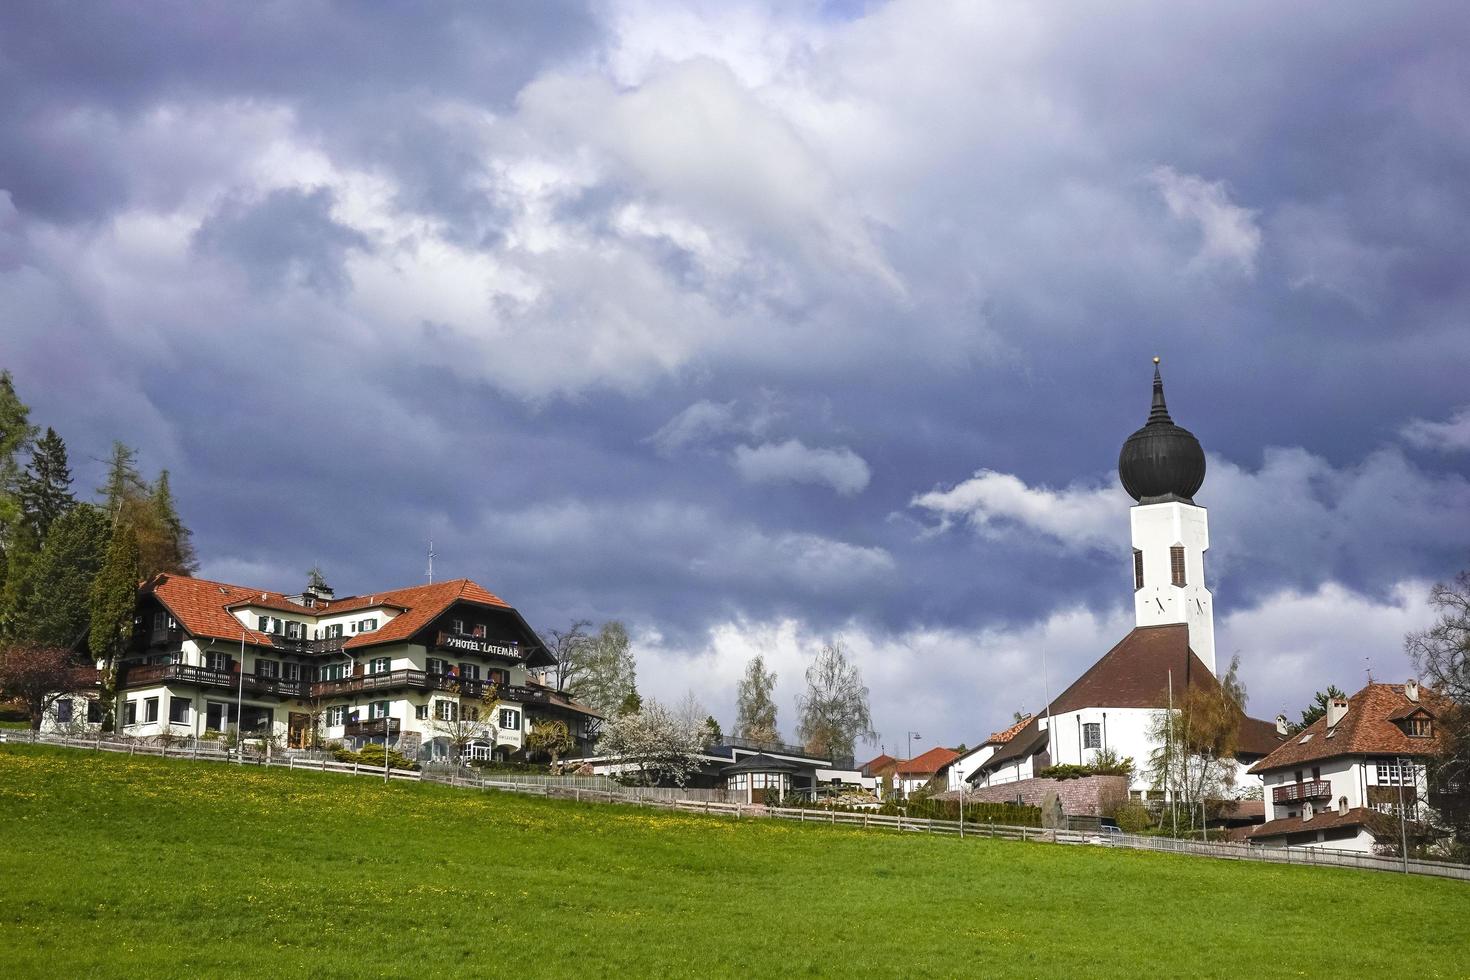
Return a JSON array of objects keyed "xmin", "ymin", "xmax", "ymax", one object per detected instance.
[
  {"xmin": 498, "ymin": 708, "xmax": 520, "ymax": 731},
  {"xmin": 1083, "ymin": 722, "xmax": 1101, "ymax": 750}
]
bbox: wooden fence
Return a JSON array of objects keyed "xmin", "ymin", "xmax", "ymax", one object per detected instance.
[{"xmin": 4, "ymin": 730, "xmax": 1467, "ymax": 881}]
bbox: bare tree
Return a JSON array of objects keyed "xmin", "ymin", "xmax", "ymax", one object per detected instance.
[
  {"xmin": 796, "ymin": 641, "xmax": 876, "ymax": 760},
  {"xmin": 0, "ymin": 643, "xmax": 83, "ymax": 730},
  {"xmin": 542, "ymin": 619, "xmax": 592, "ymax": 693},
  {"xmin": 427, "ymin": 680, "xmax": 500, "ymax": 761},
  {"xmin": 1146, "ymin": 655, "xmax": 1247, "ymax": 830},
  {"xmin": 734, "ymin": 654, "xmax": 779, "ymax": 744},
  {"xmin": 1406, "ymin": 570, "xmax": 1470, "ymax": 856}
]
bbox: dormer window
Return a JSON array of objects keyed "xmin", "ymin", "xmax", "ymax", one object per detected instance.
[
  {"xmin": 1170, "ymin": 545, "xmax": 1186, "ymax": 587},
  {"xmin": 358, "ymin": 618, "xmax": 378, "ymax": 633},
  {"xmin": 1406, "ymin": 717, "xmax": 1432, "ymax": 738}
]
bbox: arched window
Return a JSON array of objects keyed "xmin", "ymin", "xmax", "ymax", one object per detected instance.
[
  {"xmin": 1170, "ymin": 545, "xmax": 1186, "ymax": 587},
  {"xmin": 1133, "ymin": 549, "xmax": 1144, "ymax": 591}
]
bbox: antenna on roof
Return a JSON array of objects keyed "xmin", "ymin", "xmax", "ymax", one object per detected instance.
[
  {"xmin": 426, "ymin": 539, "xmax": 436, "ymax": 584},
  {"xmin": 1364, "ymin": 656, "xmax": 1374, "ymax": 684}
]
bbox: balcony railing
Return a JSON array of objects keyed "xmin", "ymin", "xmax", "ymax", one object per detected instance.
[
  {"xmin": 307, "ymin": 670, "xmax": 549, "ymax": 704},
  {"xmin": 121, "ymin": 663, "xmax": 308, "ymax": 699},
  {"xmin": 1272, "ymin": 780, "xmax": 1333, "ymax": 805},
  {"xmin": 267, "ymin": 634, "xmax": 347, "ymax": 655},
  {"xmin": 344, "ymin": 718, "xmax": 401, "ymax": 739}
]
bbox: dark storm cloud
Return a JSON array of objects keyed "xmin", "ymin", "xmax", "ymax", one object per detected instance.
[
  {"xmin": 194, "ymin": 187, "xmax": 369, "ymax": 293},
  {"xmin": 3, "ymin": 1, "xmax": 1469, "ymax": 742}
]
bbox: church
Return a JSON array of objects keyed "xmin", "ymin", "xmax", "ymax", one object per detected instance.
[{"xmin": 969, "ymin": 360, "xmax": 1281, "ymax": 800}]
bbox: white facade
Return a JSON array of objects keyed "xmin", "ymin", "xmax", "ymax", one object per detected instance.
[
  {"xmin": 1131, "ymin": 501, "xmax": 1215, "ymax": 674},
  {"xmin": 947, "ymin": 744, "xmax": 997, "ymax": 791}
]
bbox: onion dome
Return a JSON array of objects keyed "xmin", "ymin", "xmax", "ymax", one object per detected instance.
[{"xmin": 1117, "ymin": 358, "xmax": 1206, "ymax": 504}]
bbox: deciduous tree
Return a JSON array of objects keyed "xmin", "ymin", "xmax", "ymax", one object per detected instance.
[
  {"xmin": 1146, "ymin": 655, "xmax": 1247, "ymax": 831},
  {"xmin": 599, "ymin": 699, "xmax": 706, "ymax": 786},
  {"xmin": 796, "ymin": 641, "xmax": 876, "ymax": 761},
  {"xmin": 558, "ymin": 620, "xmax": 636, "ymax": 718},
  {"xmin": 526, "ymin": 718, "xmax": 574, "ymax": 763},
  {"xmin": 0, "ymin": 643, "xmax": 81, "ymax": 731},
  {"xmin": 1406, "ymin": 570, "xmax": 1470, "ymax": 857},
  {"xmin": 735, "ymin": 653, "xmax": 779, "ymax": 744}
]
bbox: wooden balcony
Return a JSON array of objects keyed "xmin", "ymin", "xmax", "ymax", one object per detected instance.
[
  {"xmin": 307, "ymin": 670, "xmax": 550, "ymax": 705},
  {"xmin": 344, "ymin": 718, "xmax": 401, "ymax": 739},
  {"xmin": 1272, "ymin": 780, "xmax": 1333, "ymax": 805},
  {"xmin": 121, "ymin": 663, "xmax": 308, "ymax": 699}
]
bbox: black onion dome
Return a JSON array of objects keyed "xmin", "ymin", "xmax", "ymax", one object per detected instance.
[{"xmin": 1117, "ymin": 359, "xmax": 1206, "ymax": 504}]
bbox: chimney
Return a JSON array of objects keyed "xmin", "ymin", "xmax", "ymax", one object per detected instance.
[
  {"xmin": 1326, "ymin": 697, "xmax": 1349, "ymax": 729},
  {"xmin": 1275, "ymin": 714, "xmax": 1289, "ymax": 736},
  {"xmin": 1302, "ymin": 801, "xmax": 1314, "ymax": 821},
  {"xmin": 1405, "ymin": 678, "xmax": 1419, "ymax": 703},
  {"xmin": 1337, "ymin": 796, "xmax": 1348, "ymax": 816}
]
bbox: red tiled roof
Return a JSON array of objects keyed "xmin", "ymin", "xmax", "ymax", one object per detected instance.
[
  {"xmin": 859, "ymin": 753, "xmax": 898, "ymax": 776},
  {"xmin": 1249, "ymin": 683, "xmax": 1451, "ymax": 774},
  {"xmin": 146, "ymin": 574, "xmax": 514, "ymax": 653},
  {"xmin": 1247, "ymin": 806, "xmax": 1375, "ymax": 841},
  {"xmin": 896, "ymin": 746, "xmax": 960, "ymax": 776},
  {"xmin": 984, "ymin": 714, "xmax": 1034, "ymax": 746}
]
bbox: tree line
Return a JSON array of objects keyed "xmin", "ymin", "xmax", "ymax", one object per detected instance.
[
  {"xmin": 545, "ymin": 617, "xmax": 879, "ymax": 784},
  {"xmin": 0, "ymin": 370, "xmax": 198, "ymax": 729}
]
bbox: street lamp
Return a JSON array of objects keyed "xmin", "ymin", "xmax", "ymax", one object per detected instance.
[{"xmin": 907, "ymin": 731, "xmax": 921, "ymax": 760}]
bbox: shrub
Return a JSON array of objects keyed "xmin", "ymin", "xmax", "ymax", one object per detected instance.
[
  {"xmin": 1112, "ymin": 802, "xmax": 1153, "ymax": 833},
  {"xmin": 335, "ymin": 743, "xmax": 417, "ymax": 771}
]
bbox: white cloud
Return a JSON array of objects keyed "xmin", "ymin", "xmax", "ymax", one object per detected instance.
[
  {"xmin": 1150, "ymin": 165, "xmax": 1262, "ymax": 275},
  {"xmin": 1401, "ymin": 406, "xmax": 1470, "ymax": 453},
  {"xmin": 647, "ymin": 399, "xmax": 741, "ymax": 456},
  {"xmin": 731, "ymin": 438, "xmax": 872, "ymax": 495},
  {"xmin": 912, "ymin": 446, "xmax": 1470, "ymax": 587},
  {"xmin": 910, "ymin": 468, "xmax": 1125, "ymax": 551},
  {"xmin": 630, "ymin": 577, "xmax": 1434, "ymax": 751}
]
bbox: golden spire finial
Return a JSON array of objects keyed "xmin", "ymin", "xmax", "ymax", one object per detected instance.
[{"xmin": 1153, "ymin": 355, "xmax": 1161, "ymax": 364}]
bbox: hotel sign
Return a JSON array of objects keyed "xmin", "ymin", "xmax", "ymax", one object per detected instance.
[{"xmin": 435, "ymin": 631, "xmax": 523, "ymax": 659}]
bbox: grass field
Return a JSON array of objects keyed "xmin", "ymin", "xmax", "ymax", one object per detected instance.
[{"xmin": 2, "ymin": 745, "xmax": 1468, "ymax": 977}]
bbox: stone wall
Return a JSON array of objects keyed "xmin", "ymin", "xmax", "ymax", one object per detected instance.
[{"xmin": 962, "ymin": 774, "xmax": 1130, "ymax": 816}]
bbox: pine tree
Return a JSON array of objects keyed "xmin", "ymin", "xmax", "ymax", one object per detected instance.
[
  {"xmin": 10, "ymin": 503, "xmax": 110, "ymax": 648},
  {"xmin": 140, "ymin": 469, "xmax": 198, "ymax": 577},
  {"xmin": 0, "ymin": 370, "xmax": 37, "ymax": 598},
  {"xmin": 0, "ymin": 522, "xmax": 40, "ymax": 639},
  {"xmin": 90, "ymin": 518, "xmax": 140, "ymax": 732},
  {"xmin": 17, "ymin": 427, "xmax": 75, "ymax": 540}
]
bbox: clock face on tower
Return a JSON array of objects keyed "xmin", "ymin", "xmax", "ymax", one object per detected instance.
[{"xmin": 1155, "ymin": 598, "xmax": 1164, "ymax": 612}]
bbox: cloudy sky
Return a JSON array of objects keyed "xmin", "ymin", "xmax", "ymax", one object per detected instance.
[{"xmin": 4, "ymin": 1, "xmax": 1469, "ymax": 752}]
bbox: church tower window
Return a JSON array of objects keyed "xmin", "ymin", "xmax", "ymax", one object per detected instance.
[
  {"xmin": 1170, "ymin": 545, "xmax": 1186, "ymax": 587},
  {"xmin": 1133, "ymin": 549, "xmax": 1144, "ymax": 591}
]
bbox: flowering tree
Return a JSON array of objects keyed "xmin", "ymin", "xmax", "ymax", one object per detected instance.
[
  {"xmin": 526, "ymin": 718, "xmax": 574, "ymax": 763},
  {"xmin": 0, "ymin": 643, "xmax": 83, "ymax": 730},
  {"xmin": 599, "ymin": 699, "xmax": 706, "ymax": 786}
]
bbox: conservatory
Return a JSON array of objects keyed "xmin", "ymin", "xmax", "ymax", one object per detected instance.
[{"xmin": 722, "ymin": 753, "xmax": 802, "ymax": 804}]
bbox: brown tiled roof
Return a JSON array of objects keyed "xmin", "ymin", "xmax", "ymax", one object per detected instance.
[
  {"xmin": 859, "ymin": 753, "xmax": 898, "ymax": 777},
  {"xmin": 1047, "ymin": 624, "xmax": 1282, "ymax": 757},
  {"xmin": 984, "ymin": 714, "xmax": 1034, "ymax": 746},
  {"xmin": 979, "ymin": 716, "xmax": 1049, "ymax": 769},
  {"xmin": 525, "ymin": 679, "xmax": 604, "ymax": 719},
  {"xmin": 146, "ymin": 574, "xmax": 523, "ymax": 655},
  {"xmin": 896, "ymin": 746, "xmax": 960, "ymax": 776},
  {"xmin": 1048, "ymin": 624, "xmax": 1212, "ymax": 713},
  {"xmin": 1247, "ymin": 806, "xmax": 1375, "ymax": 841},
  {"xmin": 1249, "ymin": 683, "xmax": 1451, "ymax": 774}
]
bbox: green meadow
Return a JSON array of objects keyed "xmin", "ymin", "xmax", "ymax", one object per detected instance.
[{"xmin": 2, "ymin": 744, "xmax": 1467, "ymax": 977}]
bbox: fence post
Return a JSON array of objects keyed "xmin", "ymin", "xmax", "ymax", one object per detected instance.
[
  {"xmin": 1022, "ymin": 826, "xmax": 1027, "ymax": 842},
  {"xmin": 898, "ymin": 813, "xmax": 903, "ymax": 833},
  {"xmin": 321, "ymin": 756, "xmax": 327, "ymax": 772}
]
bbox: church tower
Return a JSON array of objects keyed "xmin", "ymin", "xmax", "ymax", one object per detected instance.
[{"xmin": 1117, "ymin": 358, "xmax": 1216, "ymax": 674}]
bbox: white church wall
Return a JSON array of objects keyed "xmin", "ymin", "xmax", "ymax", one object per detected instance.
[{"xmin": 1131, "ymin": 501, "xmax": 1215, "ymax": 674}]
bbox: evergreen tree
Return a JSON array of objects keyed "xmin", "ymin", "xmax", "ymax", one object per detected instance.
[
  {"xmin": 0, "ymin": 522, "xmax": 40, "ymax": 639},
  {"xmin": 0, "ymin": 370, "xmax": 37, "ymax": 598},
  {"xmin": 89, "ymin": 517, "xmax": 141, "ymax": 732},
  {"xmin": 618, "ymin": 684, "xmax": 643, "ymax": 717},
  {"xmin": 17, "ymin": 427, "xmax": 76, "ymax": 540},
  {"xmin": 10, "ymin": 503, "xmax": 110, "ymax": 649},
  {"xmin": 139, "ymin": 469, "xmax": 198, "ymax": 577}
]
